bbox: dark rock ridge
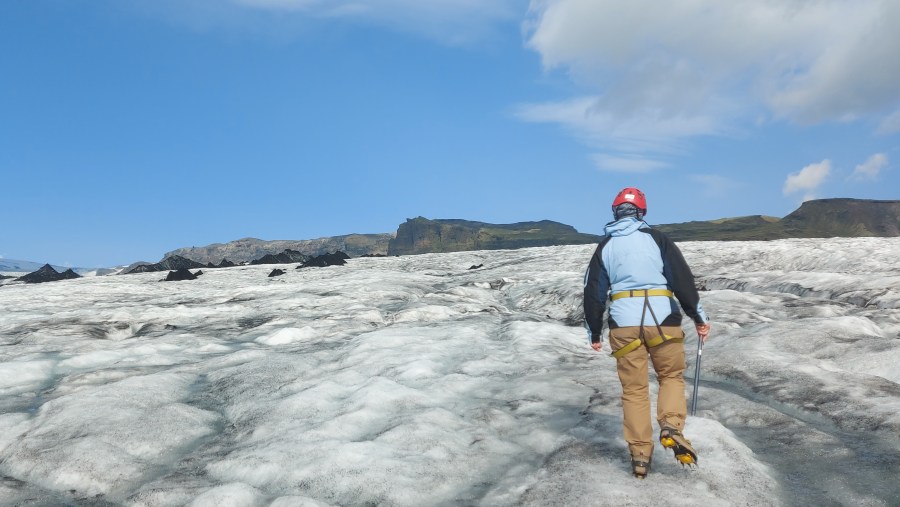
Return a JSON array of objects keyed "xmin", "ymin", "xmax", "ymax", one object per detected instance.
[
  {"xmin": 133, "ymin": 198, "xmax": 898, "ymax": 268},
  {"xmin": 126, "ymin": 255, "xmax": 206, "ymax": 274},
  {"xmin": 250, "ymin": 249, "xmax": 309, "ymax": 265},
  {"xmin": 163, "ymin": 268, "xmax": 203, "ymax": 281},
  {"xmin": 16, "ymin": 264, "xmax": 82, "ymax": 284},
  {"xmin": 164, "ymin": 234, "xmax": 393, "ymax": 265},
  {"xmin": 268, "ymin": 269, "xmax": 286, "ymax": 278},
  {"xmin": 656, "ymin": 198, "xmax": 900, "ymax": 241},
  {"xmin": 296, "ymin": 251, "xmax": 349, "ymax": 269},
  {"xmin": 206, "ymin": 259, "xmax": 236, "ymax": 269},
  {"xmin": 387, "ymin": 218, "xmax": 602, "ymax": 256}
]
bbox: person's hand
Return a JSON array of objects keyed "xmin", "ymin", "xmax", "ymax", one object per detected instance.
[
  {"xmin": 696, "ymin": 322, "xmax": 711, "ymax": 343},
  {"xmin": 591, "ymin": 342, "xmax": 603, "ymax": 352}
]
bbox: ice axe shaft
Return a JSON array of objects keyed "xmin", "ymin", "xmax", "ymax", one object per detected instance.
[{"xmin": 690, "ymin": 335, "xmax": 704, "ymax": 416}]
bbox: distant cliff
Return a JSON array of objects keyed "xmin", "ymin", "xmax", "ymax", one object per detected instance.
[
  {"xmin": 656, "ymin": 198, "xmax": 900, "ymax": 241},
  {"xmin": 780, "ymin": 198, "xmax": 900, "ymax": 237},
  {"xmin": 387, "ymin": 217, "xmax": 602, "ymax": 255},
  {"xmin": 164, "ymin": 234, "xmax": 393, "ymax": 264},
  {"xmin": 157, "ymin": 199, "xmax": 899, "ymax": 265}
]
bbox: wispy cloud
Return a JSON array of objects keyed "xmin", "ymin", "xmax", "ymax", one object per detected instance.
[
  {"xmin": 849, "ymin": 153, "xmax": 888, "ymax": 181},
  {"xmin": 783, "ymin": 160, "xmax": 831, "ymax": 202},
  {"xmin": 877, "ymin": 110, "xmax": 900, "ymax": 134},
  {"xmin": 591, "ymin": 154, "xmax": 668, "ymax": 173},
  {"xmin": 522, "ymin": 0, "xmax": 900, "ymax": 153},
  {"xmin": 124, "ymin": 0, "xmax": 523, "ymax": 45},
  {"xmin": 513, "ymin": 95, "xmax": 725, "ymax": 162},
  {"xmin": 688, "ymin": 174, "xmax": 741, "ymax": 197}
]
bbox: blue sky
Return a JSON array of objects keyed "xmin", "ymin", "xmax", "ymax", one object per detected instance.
[{"xmin": 2, "ymin": 0, "xmax": 898, "ymax": 267}]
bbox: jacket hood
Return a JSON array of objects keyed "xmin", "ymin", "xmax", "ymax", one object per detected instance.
[{"xmin": 604, "ymin": 217, "xmax": 649, "ymax": 237}]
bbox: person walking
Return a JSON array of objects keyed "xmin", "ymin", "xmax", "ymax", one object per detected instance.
[{"xmin": 583, "ymin": 187, "xmax": 711, "ymax": 479}]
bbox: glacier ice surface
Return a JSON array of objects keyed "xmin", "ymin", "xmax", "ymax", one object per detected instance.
[{"xmin": 0, "ymin": 237, "xmax": 898, "ymax": 505}]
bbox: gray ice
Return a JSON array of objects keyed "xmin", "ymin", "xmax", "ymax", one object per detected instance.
[{"xmin": 0, "ymin": 237, "xmax": 898, "ymax": 506}]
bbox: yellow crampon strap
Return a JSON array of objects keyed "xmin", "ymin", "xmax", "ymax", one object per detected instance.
[
  {"xmin": 611, "ymin": 333, "xmax": 683, "ymax": 358},
  {"xmin": 610, "ymin": 289, "xmax": 674, "ymax": 301}
]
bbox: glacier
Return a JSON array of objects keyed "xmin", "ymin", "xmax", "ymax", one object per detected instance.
[{"xmin": 0, "ymin": 237, "xmax": 898, "ymax": 506}]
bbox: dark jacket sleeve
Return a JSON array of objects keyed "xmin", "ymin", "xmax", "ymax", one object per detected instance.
[
  {"xmin": 583, "ymin": 239, "xmax": 611, "ymax": 343},
  {"xmin": 646, "ymin": 229, "xmax": 707, "ymax": 324}
]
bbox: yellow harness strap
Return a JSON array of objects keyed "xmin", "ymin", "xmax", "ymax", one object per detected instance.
[
  {"xmin": 609, "ymin": 289, "xmax": 680, "ymax": 358},
  {"xmin": 611, "ymin": 333, "xmax": 683, "ymax": 358},
  {"xmin": 610, "ymin": 289, "xmax": 674, "ymax": 301}
]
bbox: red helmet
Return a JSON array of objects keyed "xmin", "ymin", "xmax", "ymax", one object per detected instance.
[{"xmin": 612, "ymin": 187, "xmax": 647, "ymax": 213}]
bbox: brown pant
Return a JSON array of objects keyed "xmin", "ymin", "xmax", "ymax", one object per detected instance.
[{"xmin": 609, "ymin": 325, "xmax": 686, "ymax": 459}]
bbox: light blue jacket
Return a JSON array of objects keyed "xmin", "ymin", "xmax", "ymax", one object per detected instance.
[{"xmin": 583, "ymin": 217, "xmax": 708, "ymax": 343}]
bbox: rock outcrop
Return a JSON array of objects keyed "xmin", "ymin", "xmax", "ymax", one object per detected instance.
[
  {"xmin": 297, "ymin": 251, "xmax": 349, "ymax": 269},
  {"xmin": 206, "ymin": 259, "xmax": 236, "ymax": 269},
  {"xmin": 16, "ymin": 264, "xmax": 82, "ymax": 284},
  {"xmin": 165, "ymin": 234, "xmax": 393, "ymax": 265},
  {"xmin": 163, "ymin": 268, "xmax": 203, "ymax": 281},
  {"xmin": 250, "ymin": 249, "xmax": 309, "ymax": 266},
  {"xmin": 268, "ymin": 269, "xmax": 286, "ymax": 278},
  {"xmin": 126, "ymin": 255, "xmax": 206, "ymax": 274},
  {"xmin": 387, "ymin": 218, "xmax": 602, "ymax": 256}
]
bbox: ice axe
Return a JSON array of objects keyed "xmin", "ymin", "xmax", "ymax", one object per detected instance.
[{"xmin": 689, "ymin": 333, "xmax": 704, "ymax": 416}]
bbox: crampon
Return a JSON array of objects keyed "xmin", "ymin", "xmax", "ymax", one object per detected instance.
[
  {"xmin": 631, "ymin": 456, "xmax": 651, "ymax": 479},
  {"xmin": 659, "ymin": 427, "xmax": 698, "ymax": 468}
]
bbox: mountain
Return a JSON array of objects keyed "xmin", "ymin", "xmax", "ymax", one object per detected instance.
[
  {"xmin": 654, "ymin": 215, "xmax": 785, "ymax": 241},
  {"xmin": 656, "ymin": 198, "xmax": 900, "ymax": 241},
  {"xmin": 0, "ymin": 259, "xmax": 84, "ymax": 274},
  {"xmin": 0, "ymin": 259, "xmax": 114, "ymax": 276},
  {"xmin": 780, "ymin": 198, "xmax": 900, "ymax": 237},
  {"xmin": 387, "ymin": 217, "xmax": 602, "ymax": 255},
  {"xmin": 15, "ymin": 264, "xmax": 82, "ymax": 284},
  {"xmin": 249, "ymin": 249, "xmax": 309, "ymax": 266},
  {"xmin": 124, "ymin": 255, "xmax": 206, "ymax": 274},
  {"xmin": 153, "ymin": 198, "xmax": 899, "ymax": 265},
  {"xmin": 164, "ymin": 234, "xmax": 392, "ymax": 265}
]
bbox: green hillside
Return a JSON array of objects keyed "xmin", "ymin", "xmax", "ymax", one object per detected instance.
[
  {"xmin": 656, "ymin": 198, "xmax": 900, "ymax": 241},
  {"xmin": 387, "ymin": 217, "xmax": 602, "ymax": 255}
]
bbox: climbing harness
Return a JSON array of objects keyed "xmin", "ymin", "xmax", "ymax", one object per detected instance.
[
  {"xmin": 610, "ymin": 289, "xmax": 682, "ymax": 359},
  {"xmin": 609, "ymin": 289, "xmax": 673, "ymax": 301}
]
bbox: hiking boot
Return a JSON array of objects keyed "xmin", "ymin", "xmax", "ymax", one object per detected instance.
[
  {"xmin": 631, "ymin": 455, "xmax": 651, "ymax": 479},
  {"xmin": 659, "ymin": 426, "xmax": 698, "ymax": 466}
]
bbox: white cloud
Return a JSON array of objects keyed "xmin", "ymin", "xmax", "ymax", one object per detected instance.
[
  {"xmin": 522, "ymin": 0, "xmax": 900, "ymax": 150},
  {"xmin": 877, "ymin": 109, "xmax": 900, "ymax": 134},
  {"xmin": 514, "ymin": 96, "xmax": 725, "ymax": 154},
  {"xmin": 849, "ymin": 153, "xmax": 888, "ymax": 181},
  {"xmin": 783, "ymin": 160, "xmax": 831, "ymax": 201},
  {"xmin": 591, "ymin": 154, "xmax": 668, "ymax": 173}
]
